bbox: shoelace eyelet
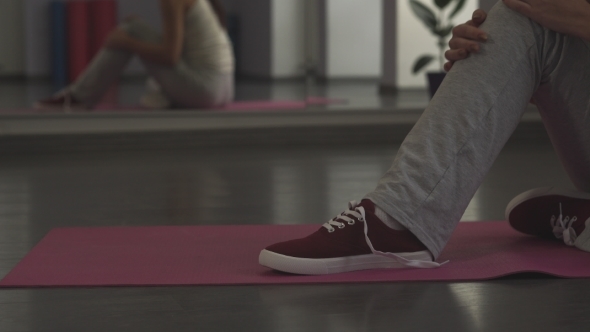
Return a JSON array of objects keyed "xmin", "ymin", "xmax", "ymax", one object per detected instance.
[
  {"xmin": 338, "ymin": 224, "xmax": 345, "ymax": 229},
  {"xmin": 328, "ymin": 228, "xmax": 335, "ymax": 233},
  {"xmin": 348, "ymin": 221, "xmax": 355, "ymax": 225}
]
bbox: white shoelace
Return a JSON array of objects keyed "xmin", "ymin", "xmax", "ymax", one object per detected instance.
[
  {"xmin": 550, "ymin": 203, "xmax": 578, "ymax": 246},
  {"xmin": 322, "ymin": 201, "xmax": 446, "ymax": 268}
]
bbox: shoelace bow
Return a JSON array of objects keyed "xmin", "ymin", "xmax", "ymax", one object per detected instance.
[
  {"xmin": 322, "ymin": 201, "xmax": 446, "ymax": 269},
  {"xmin": 551, "ymin": 203, "xmax": 579, "ymax": 246}
]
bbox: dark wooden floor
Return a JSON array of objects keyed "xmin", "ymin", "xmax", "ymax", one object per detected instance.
[{"xmin": 0, "ymin": 134, "xmax": 588, "ymax": 332}]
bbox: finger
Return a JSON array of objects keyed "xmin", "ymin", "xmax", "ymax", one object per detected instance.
[
  {"xmin": 445, "ymin": 49, "xmax": 469, "ymax": 62},
  {"xmin": 471, "ymin": 9, "xmax": 487, "ymax": 26},
  {"xmin": 502, "ymin": 0, "xmax": 532, "ymax": 16},
  {"xmin": 444, "ymin": 61, "xmax": 453, "ymax": 72},
  {"xmin": 449, "ymin": 37, "xmax": 481, "ymax": 53},
  {"xmin": 452, "ymin": 24, "xmax": 488, "ymax": 42}
]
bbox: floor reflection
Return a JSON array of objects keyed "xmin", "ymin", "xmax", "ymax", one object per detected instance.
[
  {"xmin": 259, "ymin": 283, "xmax": 479, "ymax": 331},
  {"xmin": 0, "ymin": 175, "xmax": 32, "ymax": 332},
  {"xmin": 0, "ymin": 174, "xmax": 33, "ymax": 272},
  {"xmin": 258, "ymin": 278, "xmax": 575, "ymax": 332}
]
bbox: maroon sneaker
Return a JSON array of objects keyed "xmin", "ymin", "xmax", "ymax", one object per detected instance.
[
  {"xmin": 259, "ymin": 200, "xmax": 444, "ymax": 275},
  {"xmin": 506, "ymin": 187, "xmax": 590, "ymax": 252},
  {"xmin": 34, "ymin": 90, "xmax": 87, "ymax": 111}
]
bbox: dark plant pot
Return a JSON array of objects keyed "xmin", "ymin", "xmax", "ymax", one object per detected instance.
[{"xmin": 427, "ymin": 72, "xmax": 447, "ymax": 99}]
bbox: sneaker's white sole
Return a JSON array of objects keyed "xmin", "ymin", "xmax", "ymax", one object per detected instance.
[
  {"xmin": 505, "ymin": 187, "xmax": 590, "ymax": 221},
  {"xmin": 259, "ymin": 249, "xmax": 433, "ymax": 275}
]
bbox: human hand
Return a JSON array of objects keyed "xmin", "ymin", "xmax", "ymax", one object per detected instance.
[
  {"xmin": 503, "ymin": 0, "xmax": 590, "ymax": 40},
  {"xmin": 105, "ymin": 28, "xmax": 133, "ymax": 50},
  {"xmin": 444, "ymin": 9, "xmax": 489, "ymax": 72}
]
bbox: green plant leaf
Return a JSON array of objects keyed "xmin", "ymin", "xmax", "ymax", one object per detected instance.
[
  {"xmin": 449, "ymin": 0, "xmax": 467, "ymax": 19},
  {"xmin": 409, "ymin": 0, "xmax": 437, "ymax": 31},
  {"xmin": 434, "ymin": 0, "xmax": 453, "ymax": 10},
  {"xmin": 434, "ymin": 24, "xmax": 454, "ymax": 38},
  {"xmin": 412, "ymin": 55, "xmax": 435, "ymax": 74}
]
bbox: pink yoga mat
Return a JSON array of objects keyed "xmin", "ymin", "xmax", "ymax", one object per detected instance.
[{"xmin": 2, "ymin": 222, "xmax": 589, "ymax": 288}]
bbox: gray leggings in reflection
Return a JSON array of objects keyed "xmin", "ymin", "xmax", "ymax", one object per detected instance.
[
  {"xmin": 69, "ymin": 19, "xmax": 234, "ymax": 108},
  {"xmin": 365, "ymin": 2, "xmax": 590, "ymax": 258}
]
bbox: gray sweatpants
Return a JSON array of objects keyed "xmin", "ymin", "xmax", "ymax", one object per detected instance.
[
  {"xmin": 69, "ymin": 19, "xmax": 234, "ymax": 108},
  {"xmin": 365, "ymin": 2, "xmax": 590, "ymax": 258}
]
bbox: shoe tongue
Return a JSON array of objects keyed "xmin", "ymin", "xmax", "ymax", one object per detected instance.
[
  {"xmin": 556, "ymin": 200, "xmax": 590, "ymax": 235},
  {"xmin": 359, "ymin": 199, "xmax": 376, "ymax": 214}
]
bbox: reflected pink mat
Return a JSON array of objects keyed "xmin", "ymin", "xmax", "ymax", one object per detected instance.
[
  {"xmin": 2, "ymin": 222, "xmax": 590, "ymax": 288},
  {"xmin": 94, "ymin": 100, "xmax": 315, "ymax": 111},
  {"xmin": 3, "ymin": 98, "xmax": 346, "ymax": 114}
]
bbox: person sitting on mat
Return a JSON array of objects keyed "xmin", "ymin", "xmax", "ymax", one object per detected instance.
[
  {"xmin": 35, "ymin": 0, "xmax": 234, "ymax": 110},
  {"xmin": 259, "ymin": 0, "xmax": 590, "ymax": 275}
]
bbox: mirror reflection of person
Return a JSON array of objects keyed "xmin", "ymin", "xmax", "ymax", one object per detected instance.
[
  {"xmin": 36, "ymin": 0, "xmax": 234, "ymax": 110},
  {"xmin": 260, "ymin": 0, "xmax": 590, "ymax": 275}
]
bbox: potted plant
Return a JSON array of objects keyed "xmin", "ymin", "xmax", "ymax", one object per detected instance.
[{"xmin": 410, "ymin": 0, "xmax": 466, "ymax": 97}]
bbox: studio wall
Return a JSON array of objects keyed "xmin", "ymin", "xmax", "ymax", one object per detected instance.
[
  {"xmin": 232, "ymin": 0, "xmax": 273, "ymax": 78},
  {"xmin": 0, "ymin": 0, "xmax": 25, "ymax": 76},
  {"xmin": 24, "ymin": 0, "xmax": 54, "ymax": 77},
  {"xmin": 12, "ymin": 0, "xmax": 495, "ymax": 87},
  {"xmin": 272, "ymin": 0, "xmax": 306, "ymax": 78},
  {"xmin": 322, "ymin": 0, "xmax": 382, "ymax": 78}
]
